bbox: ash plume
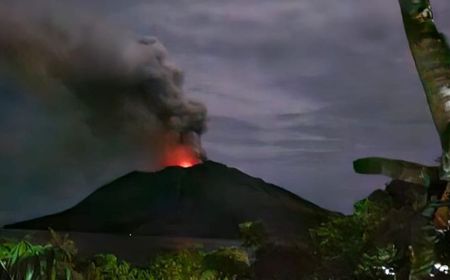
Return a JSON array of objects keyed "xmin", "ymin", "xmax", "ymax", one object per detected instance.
[{"xmin": 0, "ymin": 3, "xmax": 207, "ymax": 159}]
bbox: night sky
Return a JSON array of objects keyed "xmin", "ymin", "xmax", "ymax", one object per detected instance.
[{"xmin": 1, "ymin": 0, "xmax": 450, "ymax": 226}]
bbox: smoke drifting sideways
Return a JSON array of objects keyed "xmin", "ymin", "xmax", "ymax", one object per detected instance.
[{"xmin": 0, "ymin": 4, "xmax": 208, "ymax": 171}]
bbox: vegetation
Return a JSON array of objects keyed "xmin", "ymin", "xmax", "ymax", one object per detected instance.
[
  {"xmin": 0, "ymin": 230, "xmax": 250, "ymax": 280},
  {"xmin": 309, "ymin": 195, "xmax": 450, "ymax": 279},
  {"xmin": 148, "ymin": 248, "xmax": 249, "ymax": 280},
  {"xmin": 238, "ymin": 221, "xmax": 268, "ymax": 250},
  {"xmin": 83, "ymin": 254, "xmax": 151, "ymax": 280},
  {"xmin": 3, "ymin": 201, "xmax": 450, "ymax": 279},
  {"xmin": 309, "ymin": 198, "xmax": 398, "ymax": 279},
  {"xmin": 0, "ymin": 229, "xmax": 79, "ymax": 280}
]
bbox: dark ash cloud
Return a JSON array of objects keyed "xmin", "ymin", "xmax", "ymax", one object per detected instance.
[{"xmin": 0, "ymin": 4, "xmax": 207, "ymax": 136}]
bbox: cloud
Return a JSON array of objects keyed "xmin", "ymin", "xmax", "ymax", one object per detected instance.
[{"xmin": 0, "ymin": 4, "xmax": 207, "ymax": 135}]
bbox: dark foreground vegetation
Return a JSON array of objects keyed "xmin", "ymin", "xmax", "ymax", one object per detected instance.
[
  {"xmin": 309, "ymin": 180, "xmax": 450, "ymax": 279},
  {"xmin": 0, "ymin": 228, "xmax": 251, "ymax": 280}
]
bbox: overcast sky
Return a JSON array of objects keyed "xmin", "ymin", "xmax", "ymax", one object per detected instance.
[{"xmin": 1, "ymin": 0, "xmax": 450, "ymax": 225}]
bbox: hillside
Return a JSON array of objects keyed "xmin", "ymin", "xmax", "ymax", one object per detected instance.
[{"xmin": 5, "ymin": 161, "xmax": 331, "ymax": 240}]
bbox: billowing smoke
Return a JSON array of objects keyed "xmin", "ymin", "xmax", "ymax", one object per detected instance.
[{"xmin": 0, "ymin": 3, "xmax": 207, "ymax": 168}]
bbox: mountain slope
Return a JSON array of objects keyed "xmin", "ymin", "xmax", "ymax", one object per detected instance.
[{"xmin": 5, "ymin": 161, "xmax": 331, "ymax": 240}]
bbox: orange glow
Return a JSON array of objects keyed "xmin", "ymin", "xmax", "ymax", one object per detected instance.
[
  {"xmin": 161, "ymin": 145, "xmax": 200, "ymax": 168},
  {"xmin": 179, "ymin": 161, "xmax": 195, "ymax": 168},
  {"xmin": 158, "ymin": 132, "xmax": 202, "ymax": 168}
]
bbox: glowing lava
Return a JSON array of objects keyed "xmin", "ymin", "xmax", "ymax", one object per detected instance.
[
  {"xmin": 158, "ymin": 132, "xmax": 202, "ymax": 168},
  {"xmin": 179, "ymin": 161, "xmax": 195, "ymax": 168},
  {"xmin": 163, "ymin": 145, "xmax": 200, "ymax": 168}
]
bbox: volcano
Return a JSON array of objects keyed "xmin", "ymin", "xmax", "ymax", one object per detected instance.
[{"xmin": 4, "ymin": 161, "xmax": 331, "ymax": 240}]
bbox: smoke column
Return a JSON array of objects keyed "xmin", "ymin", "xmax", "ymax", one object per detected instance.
[{"xmin": 0, "ymin": 3, "xmax": 207, "ymax": 168}]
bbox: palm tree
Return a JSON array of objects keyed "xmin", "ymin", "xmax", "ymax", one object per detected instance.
[{"xmin": 354, "ymin": 0, "xmax": 450, "ymax": 228}]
